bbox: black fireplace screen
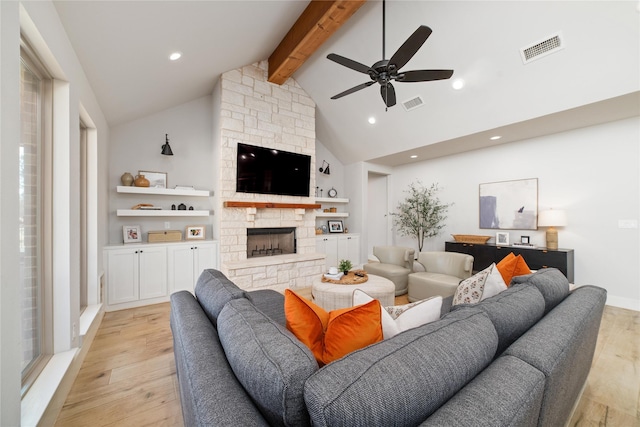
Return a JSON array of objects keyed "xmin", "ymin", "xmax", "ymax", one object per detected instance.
[{"xmin": 247, "ymin": 227, "xmax": 296, "ymax": 258}]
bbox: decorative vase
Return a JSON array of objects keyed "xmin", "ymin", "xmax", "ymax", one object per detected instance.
[
  {"xmin": 120, "ymin": 172, "xmax": 134, "ymax": 186},
  {"xmin": 134, "ymin": 174, "xmax": 150, "ymax": 187}
]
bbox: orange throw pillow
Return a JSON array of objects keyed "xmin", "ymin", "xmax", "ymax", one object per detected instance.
[
  {"xmin": 496, "ymin": 253, "xmax": 531, "ymax": 286},
  {"xmin": 284, "ymin": 289, "xmax": 383, "ymax": 366}
]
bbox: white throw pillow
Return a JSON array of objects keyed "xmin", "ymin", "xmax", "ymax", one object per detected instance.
[
  {"xmin": 453, "ymin": 263, "xmax": 508, "ymax": 306},
  {"xmin": 481, "ymin": 263, "xmax": 508, "ymax": 301},
  {"xmin": 353, "ymin": 289, "xmax": 442, "ymax": 339}
]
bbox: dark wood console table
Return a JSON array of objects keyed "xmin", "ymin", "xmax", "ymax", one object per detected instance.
[{"xmin": 445, "ymin": 241, "xmax": 574, "ymax": 282}]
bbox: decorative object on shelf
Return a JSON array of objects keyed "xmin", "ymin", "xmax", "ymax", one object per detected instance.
[
  {"xmin": 171, "ymin": 204, "xmax": 176, "ymax": 210},
  {"xmin": 479, "ymin": 178, "xmax": 538, "ymax": 230},
  {"xmin": 134, "ymin": 174, "xmax": 150, "ymax": 187},
  {"xmin": 324, "ymin": 208, "xmax": 330, "ymax": 213},
  {"xmin": 451, "ymin": 234, "xmax": 492, "ymax": 244},
  {"xmin": 319, "ymin": 160, "xmax": 330, "ymax": 175},
  {"xmin": 188, "ymin": 206, "xmax": 194, "ymax": 210},
  {"xmin": 328, "ymin": 187, "xmax": 337, "ymax": 197},
  {"xmin": 344, "ymin": 227, "xmax": 349, "ymax": 233},
  {"xmin": 321, "ymin": 225, "xmax": 328, "ymax": 234},
  {"xmin": 178, "ymin": 203, "xmax": 187, "ymax": 210},
  {"xmin": 329, "ymin": 207, "xmax": 337, "ymax": 213},
  {"xmin": 392, "ymin": 181, "xmax": 450, "ymax": 251},
  {"xmin": 538, "ymin": 209, "xmax": 567, "ymax": 250},
  {"xmin": 328, "ymin": 219, "xmax": 344, "ymax": 233},
  {"xmin": 123, "ymin": 225, "xmax": 142, "ymax": 243},
  {"xmin": 161, "ymin": 133, "xmax": 173, "ymax": 156},
  {"xmin": 496, "ymin": 231, "xmax": 509, "ymax": 246},
  {"xmin": 131, "ymin": 203, "xmax": 161, "ymax": 210},
  {"xmin": 139, "ymin": 170, "xmax": 167, "ymax": 188},
  {"xmin": 186, "ymin": 225, "xmax": 205, "ymax": 240},
  {"xmin": 148, "ymin": 230, "xmax": 182, "ymax": 243},
  {"xmin": 315, "ymin": 227, "xmax": 323, "ymax": 235},
  {"xmin": 338, "ymin": 259, "xmax": 353, "ymax": 275},
  {"xmin": 174, "ymin": 185, "xmax": 194, "ymax": 190},
  {"xmin": 120, "ymin": 172, "xmax": 134, "ymax": 186}
]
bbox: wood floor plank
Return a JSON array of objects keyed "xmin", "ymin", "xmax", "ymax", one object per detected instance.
[{"xmin": 57, "ymin": 297, "xmax": 639, "ymax": 427}]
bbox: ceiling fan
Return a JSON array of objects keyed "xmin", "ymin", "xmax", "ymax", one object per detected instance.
[{"xmin": 327, "ymin": 0, "xmax": 454, "ymax": 109}]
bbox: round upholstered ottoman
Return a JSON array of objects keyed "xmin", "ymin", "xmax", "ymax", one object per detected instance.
[{"xmin": 311, "ymin": 274, "xmax": 395, "ymax": 311}]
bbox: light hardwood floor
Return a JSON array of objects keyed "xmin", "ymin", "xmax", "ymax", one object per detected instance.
[{"xmin": 56, "ymin": 296, "xmax": 639, "ymax": 426}]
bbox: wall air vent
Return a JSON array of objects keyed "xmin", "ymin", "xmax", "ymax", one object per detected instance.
[
  {"xmin": 402, "ymin": 96, "xmax": 424, "ymax": 111},
  {"xmin": 520, "ymin": 32, "xmax": 564, "ymax": 64}
]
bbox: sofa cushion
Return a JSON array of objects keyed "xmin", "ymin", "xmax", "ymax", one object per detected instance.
[
  {"xmin": 510, "ymin": 268, "xmax": 570, "ymax": 314},
  {"xmin": 247, "ymin": 289, "xmax": 286, "ymax": 326},
  {"xmin": 454, "ymin": 283, "xmax": 545, "ymax": 355},
  {"xmin": 284, "ymin": 289, "xmax": 383, "ymax": 365},
  {"xmin": 217, "ymin": 298, "xmax": 318, "ymax": 426},
  {"xmin": 421, "ymin": 355, "xmax": 545, "ymax": 427},
  {"xmin": 496, "ymin": 253, "xmax": 531, "ymax": 285},
  {"xmin": 304, "ymin": 307, "xmax": 498, "ymax": 427},
  {"xmin": 353, "ymin": 289, "xmax": 442, "ymax": 339},
  {"xmin": 194, "ymin": 269, "xmax": 247, "ymax": 326}
]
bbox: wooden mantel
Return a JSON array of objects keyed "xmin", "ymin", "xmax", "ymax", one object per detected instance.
[{"xmin": 224, "ymin": 201, "xmax": 321, "ymax": 209}]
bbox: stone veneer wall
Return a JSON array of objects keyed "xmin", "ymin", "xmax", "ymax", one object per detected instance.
[{"xmin": 217, "ymin": 61, "xmax": 324, "ymax": 291}]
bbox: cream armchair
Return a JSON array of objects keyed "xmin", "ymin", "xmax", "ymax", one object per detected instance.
[
  {"xmin": 363, "ymin": 246, "xmax": 415, "ymax": 296},
  {"xmin": 408, "ymin": 251, "xmax": 474, "ymax": 302}
]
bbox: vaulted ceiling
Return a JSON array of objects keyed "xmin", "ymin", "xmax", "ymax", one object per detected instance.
[{"xmin": 53, "ymin": 1, "xmax": 639, "ymax": 166}]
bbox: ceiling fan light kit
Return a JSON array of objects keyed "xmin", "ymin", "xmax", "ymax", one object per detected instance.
[{"xmin": 327, "ymin": 0, "xmax": 453, "ymax": 109}]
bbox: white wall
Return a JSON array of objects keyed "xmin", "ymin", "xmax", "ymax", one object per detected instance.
[
  {"xmin": 315, "ymin": 139, "xmax": 344, "ymax": 199},
  {"xmin": 108, "ymin": 95, "xmax": 214, "ymax": 244},
  {"xmin": 386, "ymin": 117, "xmax": 639, "ymax": 310},
  {"xmin": 1, "ymin": 1, "xmax": 109, "ymax": 423}
]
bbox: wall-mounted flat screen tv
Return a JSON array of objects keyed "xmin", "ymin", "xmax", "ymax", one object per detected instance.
[{"xmin": 236, "ymin": 143, "xmax": 311, "ymax": 197}]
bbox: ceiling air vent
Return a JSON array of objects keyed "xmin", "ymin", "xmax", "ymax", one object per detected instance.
[
  {"xmin": 402, "ymin": 96, "xmax": 424, "ymax": 111},
  {"xmin": 520, "ymin": 32, "xmax": 564, "ymax": 64}
]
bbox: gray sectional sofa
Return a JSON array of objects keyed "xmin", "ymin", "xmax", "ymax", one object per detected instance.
[{"xmin": 170, "ymin": 268, "xmax": 606, "ymax": 426}]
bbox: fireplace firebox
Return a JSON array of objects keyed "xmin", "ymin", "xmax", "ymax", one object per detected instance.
[{"xmin": 247, "ymin": 227, "xmax": 296, "ymax": 258}]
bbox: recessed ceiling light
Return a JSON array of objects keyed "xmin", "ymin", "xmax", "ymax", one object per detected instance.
[
  {"xmin": 410, "ymin": 155, "xmax": 418, "ymax": 159},
  {"xmin": 169, "ymin": 52, "xmax": 182, "ymax": 61},
  {"xmin": 368, "ymin": 116, "xmax": 376, "ymax": 124},
  {"xmin": 490, "ymin": 135, "xmax": 502, "ymax": 140},
  {"xmin": 452, "ymin": 78, "xmax": 465, "ymax": 90}
]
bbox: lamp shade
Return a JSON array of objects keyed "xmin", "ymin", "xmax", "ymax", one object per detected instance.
[{"xmin": 538, "ymin": 209, "xmax": 567, "ymax": 227}]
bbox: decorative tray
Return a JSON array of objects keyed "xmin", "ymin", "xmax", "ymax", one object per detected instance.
[
  {"xmin": 451, "ymin": 234, "xmax": 492, "ymax": 244},
  {"xmin": 321, "ymin": 270, "xmax": 368, "ymax": 285}
]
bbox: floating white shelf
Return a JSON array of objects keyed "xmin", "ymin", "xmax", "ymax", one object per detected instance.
[
  {"xmin": 117, "ymin": 186, "xmax": 210, "ymax": 197},
  {"xmin": 316, "ymin": 212, "xmax": 349, "ymax": 218},
  {"xmin": 117, "ymin": 209, "xmax": 210, "ymax": 217},
  {"xmin": 316, "ymin": 197, "xmax": 349, "ymax": 204}
]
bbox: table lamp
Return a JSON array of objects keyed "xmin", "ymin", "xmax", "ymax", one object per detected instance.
[{"xmin": 538, "ymin": 209, "xmax": 567, "ymax": 250}]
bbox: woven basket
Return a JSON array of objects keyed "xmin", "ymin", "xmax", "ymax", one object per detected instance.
[{"xmin": 451, "ymin": 234, "xmax": 492, "ymax": 244}]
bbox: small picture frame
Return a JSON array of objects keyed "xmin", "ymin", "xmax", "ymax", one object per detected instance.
[
  {"xmin": 139, "ymin": 170, "xmax": 167, "ymax": 188},
  {"xmin": 123, "ymin": 225, "xmax": 142, "ymax": 243},
  {"xmin": 521, "ymin": 235, "xmax": 530, "ymax": 244},
  {"xmin": 496, "ymin": 231, "xmax": 509, "ymax": 246},
  {"xmin": 328, "ymin": 220, "xmax": 344, "ymax": 233},
  {"xmin": 186, "ymin": 225, "xmax": 205, "ymax": 240}
]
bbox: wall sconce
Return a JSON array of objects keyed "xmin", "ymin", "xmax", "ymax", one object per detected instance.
[
  {"xmin": 161, "ymin": 134, "xmax": 174, "ymax": 156},
  {"xmin": 538, "ymin": 209, "xmax": 567, "ymax": 250},
  {"xmin": 319, "ymin": 160, "xmax": 330, "ymax": 175}
]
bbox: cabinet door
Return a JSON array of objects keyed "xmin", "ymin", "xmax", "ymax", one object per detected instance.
[
  {"xmin": 107, "ymin": 249, "xmax": 139, "ymax": 305},
  {"xmin": 193, "ymin": 242, "xmax": 218, "ymax": 285},
  {"xmin": 167, "ymin": 245, "xmax": 196, "ymax": 294},
  {"xmin": 317, "ymin": 236, "xmax": 338, "ymax": 268},
  {"xmin": 138, "ymin": 246, "xmax": 167, "ymax": 300},
  {"xmin": 338, "ymin": 235, "xmax": 360, "ymax": 265}
]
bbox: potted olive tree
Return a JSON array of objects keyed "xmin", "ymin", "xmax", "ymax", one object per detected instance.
[{"xmin": 392, "ymin": 181, "xmax": 450, "ymax": 252}]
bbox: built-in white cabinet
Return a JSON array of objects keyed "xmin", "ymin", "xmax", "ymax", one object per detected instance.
[
  {"xmin": 167, "ymin": 241, "xmax": 219, "ymax": 293},
  {"xmin": 106, "ymin": 245, "xmax": 167, "ymax": 306},
  {"xmin": 104, "ymin": 240, "xmax": 219, "ymax": 311},
  {"xmin": 316, "ymin": 234, "xmax": 360, "ymax": 268}
]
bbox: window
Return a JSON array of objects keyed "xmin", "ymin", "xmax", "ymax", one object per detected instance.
[{"xmin": 20, "ymin": 41, "xmax": 53, "ymax": 391}]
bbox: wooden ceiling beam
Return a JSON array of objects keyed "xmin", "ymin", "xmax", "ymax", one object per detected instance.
[{"xmin": 268, "ymin": 0, "xmax": 366, "ymax": 85}]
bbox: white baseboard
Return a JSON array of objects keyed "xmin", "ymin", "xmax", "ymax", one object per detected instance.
[{"xmin": 606, "ymin": 295, "xmax": 640, "ymax": 312}]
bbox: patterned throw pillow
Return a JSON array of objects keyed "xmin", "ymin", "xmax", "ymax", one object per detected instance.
[
  {"xmin": 452, "ymin": 266, "xmax": 492, "ymax": 305},
  {"xmin": 352, "ymin": 289, "xmax": 442, "ymax": 339}
]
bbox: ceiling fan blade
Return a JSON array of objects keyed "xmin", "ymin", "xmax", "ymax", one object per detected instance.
[
  {"xmin": 380, "ymin": 83, "xmax": 396, "ymax": 107},
  {"xmin": 397, "ymin": 69, "xmax": 454, "ymax": 82},
  {"xmin": 389, "ymin": 26, "xmax": 432, "ymax": 71},
  {"xmin": 327, "ymin": 53, "xmax": 372, "ymax": 75},
  {"xmin": 331, "ymin": 81, "xmax": 375, "ymax": 99}
]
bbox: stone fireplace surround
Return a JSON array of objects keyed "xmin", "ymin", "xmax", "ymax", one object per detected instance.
[{"xmin": 216, "ymin": 61, "xmax": 325, "ymax": 292}]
